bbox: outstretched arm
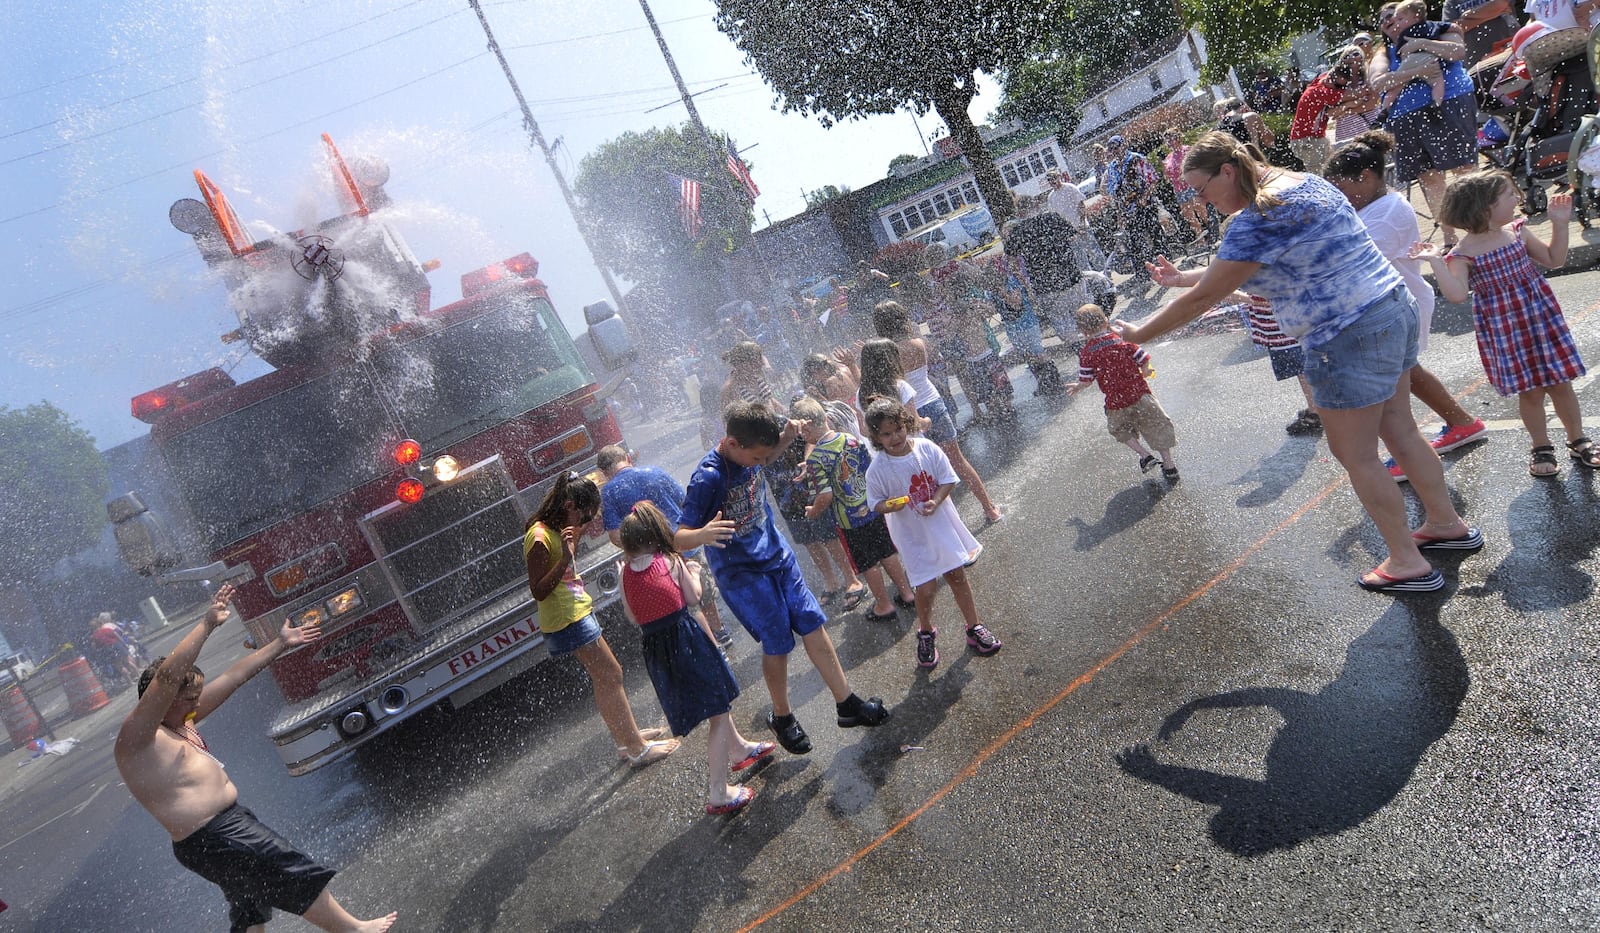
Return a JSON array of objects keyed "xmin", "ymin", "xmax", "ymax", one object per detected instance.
[
  {"xmin": 193, "ymin": 612, "xmax": 323, "ymax": 723},
  {"xmin": 115, "ymin": 584, "xmax": 234, "ymax": 755},
  {"xmin": 1524, "ymin": 192, "xmax": 1572, "ymax": 268},
  {"xmin": 1113, "ymin": 259, "xmax": 1262, "ymax": 344}
]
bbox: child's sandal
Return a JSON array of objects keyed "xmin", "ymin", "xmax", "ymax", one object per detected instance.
[
  {"xmin": 1567, "ymin": 437, "xmax": 1600, "ymax": 469},
  {"xmin": 1530, "ymin": 445, "xmax": 1561, "ymax": 477}
]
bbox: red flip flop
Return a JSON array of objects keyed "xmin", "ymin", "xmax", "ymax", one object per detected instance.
[
  {"xmin": 705, "ymin": 785, "xmax": 756, "ymax": 815},
  {"xmin": 731, "ymin": 741, "xmax": 777, "ymax": 772}
]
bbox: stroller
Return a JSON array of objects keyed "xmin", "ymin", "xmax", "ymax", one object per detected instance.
[{"xmin": 1477, "ymin": 25, "xmax": 1598, "ymax": 222}]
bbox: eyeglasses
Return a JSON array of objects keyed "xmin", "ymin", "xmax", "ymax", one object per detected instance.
[{"xmin": 1193, "ymin": 169, "xmax": 1223, "ymax": 203}]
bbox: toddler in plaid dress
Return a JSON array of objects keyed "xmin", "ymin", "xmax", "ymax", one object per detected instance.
[{"xmin": 1413, "ymin": 172, "xmax": 1594, "ymax": 477}]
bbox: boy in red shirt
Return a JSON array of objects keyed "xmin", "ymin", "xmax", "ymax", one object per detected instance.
[
  {"xmin": 1289, "ymin": 71, "xmax": 1346, "ymax": 175},
  {"xmin": 1068, "ymin": 304, "xmax": 1179, "ymax": 479}
]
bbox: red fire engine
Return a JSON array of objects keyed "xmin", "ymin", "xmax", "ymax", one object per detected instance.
[{"xmin": 109, "ymin": 136, "xmax": 631, "ymax": 775}]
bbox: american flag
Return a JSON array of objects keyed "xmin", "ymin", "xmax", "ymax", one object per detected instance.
[
  {"xmin": 668, "ymin": 173, "xmax": 702, "ymax": 240},
  {"xmin": 725, "ymin": 139, "xmax": 760, "ymax": 202}
]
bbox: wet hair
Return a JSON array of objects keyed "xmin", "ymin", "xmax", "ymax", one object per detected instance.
[
  {"xmin": 1217, "ymin": 96, "xmax": 1243, "ymax": 113},
  {"xmin": 790, "ymin": 396, "xmax": 827, "ymax": 427},
  {"xmin": 1324, "ymin": 129, "xmax": 1395, "ymax": 181},
  {"xmin": 1073, "ymin": 303, "xmax": 1110, "ymax": 335},
  {"xmin": 856, "ymin": 338, "xmax": 906, "ymax": 410},
  {"xmin": 137, "ymin": 657, "xmax": 203, "ymax": 698},
  {"xmin": 863, "ymin": 397, "xmax": 918, "ymax": 451},
  {"xmin": 528, "ymin": 471, "xmax": 601, "ymax": 532},
  {"xmin": 617, "ymin": 501, "xmax": 678, "ymax": 559},
  {"xmin": 872, "ymin": 300, "xmax": 912, "ymax": 340},
  {"xmin": 801, "ymin": 353, "xmax": 838, "ymax": 394},
  {"xmin": 1439, "ymin": 170, "xmax": 1513, "ymax": 234},
  {"xmin": 723, "ymin": 399, "xmax": 784, "ymax": 448},
  {"xmin": 1395, "ymin": 0, "xmax": 1426, "ymax": 20},
  {"xmin": 1182, "ymin": 131, "xmax": 1284, "ymax": 216},
  {"xmin": 595, "ymin": 444, "xmax": 630, "ymax": 474},
  {"xmin": 722, "ymin": 340, "xmax": 764, "ymax": 368}
]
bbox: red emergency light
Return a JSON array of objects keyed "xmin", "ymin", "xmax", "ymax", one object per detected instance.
[
  {"xmin": 130, "ymin": 368, "xmax": 237, "ymax": 424},
  {"xmin": 460, "ymin": 252, "xmax": 539, "ymax": 298},
  {"xmin": 393, "ymin": 438, "xmax": 422, "ymax": 466},
  {"xmin": 395, "ymin": 478, "xmax": 425, "ymax": 504}
]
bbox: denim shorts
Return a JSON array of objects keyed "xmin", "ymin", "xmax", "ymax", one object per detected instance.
[
  {"xmin": 1303, "ymin": 287, "xmax": 1419, "ymax": 410},
  {"xmin": 917, "ymin": 397, "xmax": 959, "ymax": 444},
  {"xmin": 544, "ymin": 613, "xmax": 602, "ymax": 657}
]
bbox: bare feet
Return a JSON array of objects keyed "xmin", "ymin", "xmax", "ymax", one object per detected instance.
[
  {"xmin": 353, "ymin": 913, "xmax": 399, "ymax": 933},
  {"xmin": 623, "ymin": 738, "xmax": 680, "ymax": 767}
]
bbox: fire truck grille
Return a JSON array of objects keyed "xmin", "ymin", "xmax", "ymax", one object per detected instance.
[{"xmin": 364, "ymin": 460, "xmax": 526, "ymax": 633}]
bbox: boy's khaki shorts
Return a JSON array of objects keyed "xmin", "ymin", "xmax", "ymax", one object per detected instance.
[{"xmin": 1105, "ymin": 394, "xmax": 1176, "ymax": 450}]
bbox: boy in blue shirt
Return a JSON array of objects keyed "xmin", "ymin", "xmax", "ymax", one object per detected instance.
[
  {"xmin": 597, "ymin": 445, "xmax": 732, "ymax": 648},
  {"xmin": 676, "ymin": 401, "xmax": 890, "ymax": 753}
]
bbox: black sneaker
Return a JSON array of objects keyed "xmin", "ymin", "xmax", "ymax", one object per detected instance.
[
  {"xmin": 965, "ymin": 624, "xmax": 1002, "ymax": 656},
  {"xmin": 916, "ymin": 629, "xmax": 940, "ymax": 668},
  {"xmin": 836, "ymin": 694, "xmax": 890, "ymax": 727},
  {"xmin": 767, "ymin": 712, "xmax": 812, "ymax": 754}
]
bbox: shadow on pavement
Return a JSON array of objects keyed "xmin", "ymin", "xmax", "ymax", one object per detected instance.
[
  {"xmin": 1114, "ymin": 596, "xmax": 1468, "ymax": 856},
  {"xmin": 1467, "ymin": 474, "xmax": 1600, "ymax": 610},
  {"xmin": 1232, "ymin": 438, "xmax": 1318, "ymax": 509},
  {"xmin": 1064, "ymin": 482, "xmax": 1172, "ymax": 551}
]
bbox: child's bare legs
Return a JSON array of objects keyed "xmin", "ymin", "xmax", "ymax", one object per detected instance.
[
  {"xmin": 705, "ymin": 713, "xmax": 759, "ymax": 807},
  {"xmin": 574, "ymin": 638, "xmax": 676, "ymax": 759},
  {"xmin": 943, "ymin": 566, "xmax": 981, "ymax": 632},
  {"xmin": 913, "ymin": 578, "xmax": 940, "ymax": 633},
  {"xmin": 802, "ymin": 541, "xmax": 843, "ymax": 592},
  {"xmin": 1409, "ymin": 365, "xmax": 1475, "ymax": 427},
  {"xmin": 1548, "ymin": 381, "xmax": 1587, "ymax": 443},
  {"xmin": 823, "ymin": 538, "xmax": 863, "ymax": 595},
  {"xmin": 939, "ymin": 438, "xmax": 1002, "ymax": 521},
  {"xmin": 1121, "ymin": 437, "xmax": 1153, "ymax": 459},
  {"xmin": 1155, "ymin": 446, "xmax": 1176, "ymax": 470},
  {"xmin": 1519, "ymin": 386, "xmax": 1554, "ymax": 448}
]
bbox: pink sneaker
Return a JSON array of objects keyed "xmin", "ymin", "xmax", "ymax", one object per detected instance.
[{"xmin": 1431, "ymin": 420, "xmax": 1487, "ymax": 453}]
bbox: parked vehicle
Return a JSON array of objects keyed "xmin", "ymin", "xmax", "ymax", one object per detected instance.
[
  {"xmin": 107, "ymin": 136, "xmax": 630, "ymax": 775},
  {"xmin": 903, "ymin": 205, "xmax": 995, "ymax": 253}
]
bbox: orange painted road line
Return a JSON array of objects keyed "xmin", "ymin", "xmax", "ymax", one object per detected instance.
[{"xmin": 738, "ymin": 478, "xmax": 1348, "ymax": 932}]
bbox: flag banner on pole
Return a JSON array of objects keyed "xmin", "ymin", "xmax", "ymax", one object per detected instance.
[
  {"xmin": 667, "ymin": 172, "xmax": 702, "ymax": 240},
  {"xmin": 725, "ymin": 139, "xmax": 760, "ymax": 202}
]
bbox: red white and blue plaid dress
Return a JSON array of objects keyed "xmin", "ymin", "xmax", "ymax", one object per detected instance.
[{"xmin": 1458, "ymin": 222, "xmax": 1586, "ymax": 396}]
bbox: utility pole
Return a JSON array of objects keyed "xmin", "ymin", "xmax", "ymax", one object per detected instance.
[
  {"xmin": 637, "ymin": 0, "xmax": 774, "ymax": 293},
  {"xmin": 467, "ymin": 0, "xmax": 631, "ymax": 318}
]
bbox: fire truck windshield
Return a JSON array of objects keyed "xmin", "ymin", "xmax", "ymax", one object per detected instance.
[{"xmin": 162, "ymin": 293, "xmax": 589, "ymax": 549}]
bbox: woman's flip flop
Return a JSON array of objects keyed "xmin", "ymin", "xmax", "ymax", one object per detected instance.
[
  {"xmin": 1357, "ymin": 567, "xmax": 1445, "ymax": 593},
  {"xmin": 1411, "ymin": 528, "xmax": 1484, "ymax": 552}
]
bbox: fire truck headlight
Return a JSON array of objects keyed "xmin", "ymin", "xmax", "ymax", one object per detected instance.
[
  {"xmin": 431, "ymin": 455, "xmax": 460, "ymax": 482},
  {"xmin": 291, "ymin": 606, "xmax": 328, "ymax": 629},
  {"xmin": 324, "ymin": 586, "xmax": 364, "ymax": 618}
]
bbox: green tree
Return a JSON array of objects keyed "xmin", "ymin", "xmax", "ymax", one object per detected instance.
[
  {"xmin": 574, "ymin": 122, "xmax": 754, "ymax": 323},
  {"xmin": 803, "ymin": 184, "xmax": 852, "ymax": 209},
  {"xmin": 0, "ymin": 403, "xmax": 109, "ymax": 646},
  {"xmin": 713, "ymin": 0, "xmax": 1054, "ymax": 230},
  {"xmin": 994, "ymin": 0, "xmax": 1180, "ymax": 134},
  {"xmin": 1186, "ymin": 0, "xmax": 1370, "ymax": 83},
  {"xmin": 887, "ymin": 153, "xmax": 920, "ymax": 173}
]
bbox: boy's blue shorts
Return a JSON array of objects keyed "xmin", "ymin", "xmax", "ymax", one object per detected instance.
[{"xmin": 718, "ymin": 553, "xmax": 828, "ymax": 655}]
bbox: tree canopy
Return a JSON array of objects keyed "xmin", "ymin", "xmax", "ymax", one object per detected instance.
[
  {"xmin": 713, "ymin": 0, "xmax": 1054, "ymax": 229},
  {"xmin": 0, "ymin": 403, "xmax": 109, "ymax": 589},
  {"xmin": 803, "ymin": 184, "xmax": 851, "ymax": 209},
  {"xmin": 574, "ymin": 122, "xmax": 753, "ymax": 324},
  {"xmin": 887, "ymin": 153, "xmax": 920, "ymax": 173}
]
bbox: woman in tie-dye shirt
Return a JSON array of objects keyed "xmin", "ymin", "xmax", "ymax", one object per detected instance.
[{"xmin": 1113, "ymin": 132, "xmax": 1478, "ymax": 596}]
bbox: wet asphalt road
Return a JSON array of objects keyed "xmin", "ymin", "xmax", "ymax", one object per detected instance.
[{"xmin": 4, "ymin": 271, "xmax": 1600, "ymax": 932}]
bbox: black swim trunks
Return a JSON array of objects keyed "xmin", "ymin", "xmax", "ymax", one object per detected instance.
[{"xmin": 172, "ymin": 803, "xmax": 336, "ymax": 933}]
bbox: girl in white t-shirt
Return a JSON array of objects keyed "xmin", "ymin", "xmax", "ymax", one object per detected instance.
[{"xmin": 862, "ymin": 398, "xmax": 1001, "ymax": 669}]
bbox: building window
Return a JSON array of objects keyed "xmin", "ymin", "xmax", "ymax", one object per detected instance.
[
  {"xmin": 1002, "ymin": 164, "xmax": 1020, "ymax": 186},
  {"xmin": 1027, "ymin": 152, "xmax": 1046, "ymax": 176},
  {"xmin": 918, "ymin": 199, "xmax": 935, "ymax": 220},
  {"xmin": 1015, "ymin": 159, "xmax": 1034, "ymax": 182},
  {"xmin": 890, "ymin": 215, "xmax": 908, "ymax": 237},
  {"xmin": 1041, "ymin": 148, "xmax": 1059, "ymax": 169},
  {"xmin": 962, "ymin": 181, "xmax": 979, "ymax": 202},
  {"xmin": 1098, "ymin": 101, "xmax": 1110, "ymax": 120},
  {"xmin": 1148, "ymin": 70, "xmax": 1162, "ymax": 92},
  {"xmin": 903, "ymin": 206, "xmax": 922, "ymax": 228},
  {"xmin": 946, "ymin": 187, "xmax": 964, "ymax": 208},
  {"xmin": 932, "ymin": 192, "xmax": 950, "ymax": 216}
]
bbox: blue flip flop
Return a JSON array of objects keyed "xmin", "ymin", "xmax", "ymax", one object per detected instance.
[
  {"xmin": 1357, "ymin": 568, "xmax": 1445, "ymax": 593},
  {"xmin": 1412, "ymin": 528, "xmax": 1483, "ymax": 552}
]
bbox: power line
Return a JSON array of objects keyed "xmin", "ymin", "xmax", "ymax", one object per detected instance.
[
  {"xmin": 0, "ymin": 0, "xmax": 433, "ymax": 106},
  {"xmin": 0, "ymin": 50, "xmax": 490, "ymax": 228},
  {"xmin": 1, "ymin": 8, "xmax": 469, "ymax": 164},
  {"xmin": 502, "ymin": 13, "xmax": 704, "ymax": 52}
]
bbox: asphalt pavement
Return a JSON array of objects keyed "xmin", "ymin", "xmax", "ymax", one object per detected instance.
[{"xmin": 4, "ymin": 200, "xmax": 1600, "ymax": 931}]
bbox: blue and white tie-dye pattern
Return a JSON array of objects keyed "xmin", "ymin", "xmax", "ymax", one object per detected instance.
[{"xmin": 1217, "ymin": 174, "xmax": 1404, "ymax": 349}]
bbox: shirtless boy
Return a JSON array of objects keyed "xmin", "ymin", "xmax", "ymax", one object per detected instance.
[{"xmin": 114, "ymin": 584, "xmax": 397, "ymax": 933}]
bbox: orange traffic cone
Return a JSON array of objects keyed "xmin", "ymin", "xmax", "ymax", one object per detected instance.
[
  {"xmin": 1, "ymin": 685, "xmax": 42, "ymax": 749},
  {"xmin": 59, "ymin": 656, "xmax": 109, "ymax": 716}
]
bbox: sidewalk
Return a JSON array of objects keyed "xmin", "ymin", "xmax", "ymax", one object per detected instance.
[{"xmin": 0, "ymin": 602, "xmax": 226, "ymax": 804}]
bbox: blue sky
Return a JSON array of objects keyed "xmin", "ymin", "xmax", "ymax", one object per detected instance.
[{"xmin": 2, "ymin": 0, "xmax": 1001, "ymax": 449}]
